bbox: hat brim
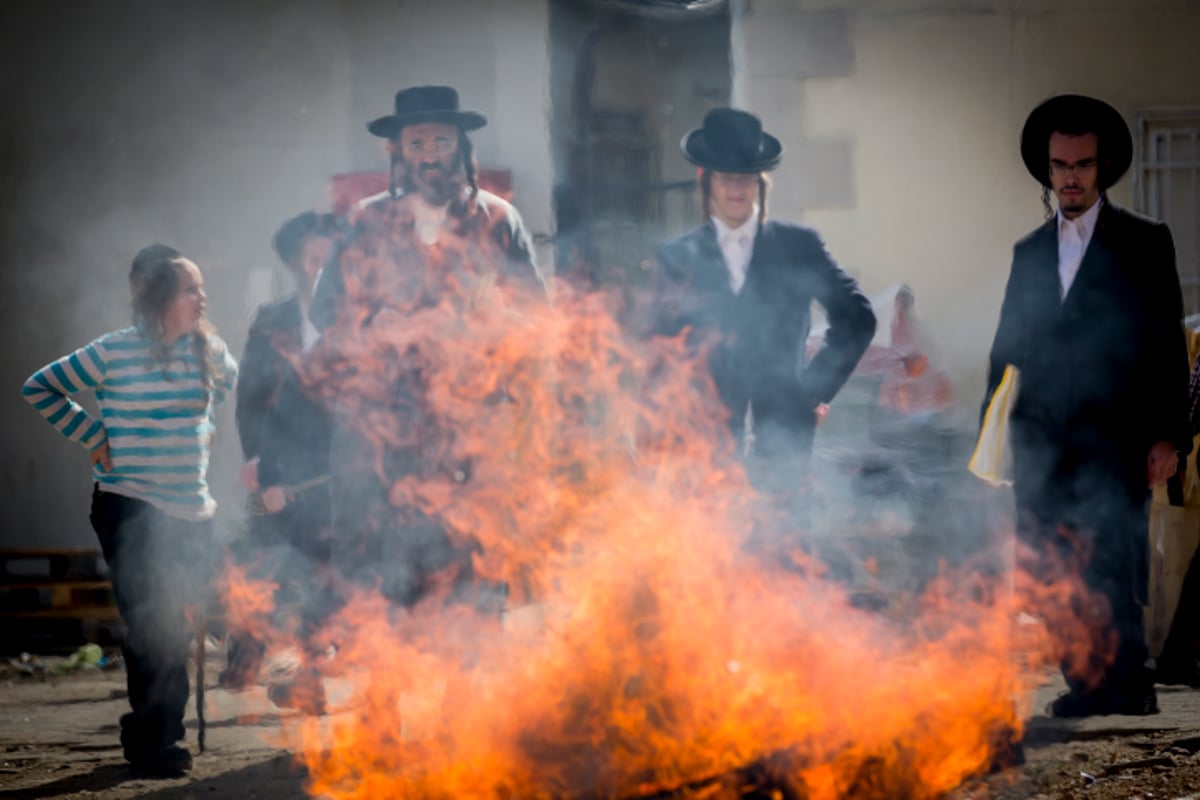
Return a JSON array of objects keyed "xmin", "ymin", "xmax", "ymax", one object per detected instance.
[
  {"xmin": 367, "ymin": 109, "xmax": 488, "ymax": 139},
  {"xmin": 681, "ymin": 128, "xmax": 783, "ymax": 173},
  {"xmin": 1020, "ymin": 95, "xmax": 1132, "ymax": 190}
]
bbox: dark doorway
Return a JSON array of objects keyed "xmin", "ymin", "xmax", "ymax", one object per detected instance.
[{"xmin": 548, "ymin": 0, "xmax": 732, "ymax": 304}]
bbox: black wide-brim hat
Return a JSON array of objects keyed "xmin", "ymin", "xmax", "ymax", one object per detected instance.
[
  {"xmin": 272, "ymin": 211, "xmax": 340, "ymax": 266},
  {"xmin": 682, "ymin": 108, "xmax": 782, "ymax": 173},
  {"xmin": 1020, "ymin": 94, "xmax": 1132, "ymax": 190},
  {"xmin": 367, "ymin": 85, "xmax": 487, "ymax": 139}
]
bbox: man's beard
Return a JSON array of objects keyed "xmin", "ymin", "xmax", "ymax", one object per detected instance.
[
  {"xmin": 1056, "ymin": 186, "xmax": 1088, "ymax": 215},
  {"xmin": 402, "ymin": 155, "xmax": 465, "ymax": 206}
]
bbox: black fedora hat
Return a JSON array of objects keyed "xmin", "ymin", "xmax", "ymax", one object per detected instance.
[
  {"xmin": 681, "ymin": 108, "xmax": 782, "ymax": 173},
  {"xmin": 1020, "ymin": 94, "xmax": 1132, "ymax": 190},
  {"xmin": 367, "ymin": 85, "xmax": 488, "ymax": 139},
  {"xmin": 272, "ymin": 211, "xmax": 340, "ymax": 266}
]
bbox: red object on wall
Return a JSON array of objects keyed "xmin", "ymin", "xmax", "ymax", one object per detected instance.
[
  {"xmin": 329, "ymin": 172, "xmax": 391, "ymax": 217},
  {"xmin": 477, "ymin": 167, "xmax": 513, "ymax": 200}
]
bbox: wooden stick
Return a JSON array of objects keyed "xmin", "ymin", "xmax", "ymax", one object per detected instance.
[{"xmin": 196, "ymin": 612, "xmax": 207, "ymax": 753}]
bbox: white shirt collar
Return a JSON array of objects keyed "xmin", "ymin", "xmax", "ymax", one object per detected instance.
[
  {"xmin": 1057, "ymin": 195, "xmax": 1103, "ymax": 240},
  {"xmin": 710, "ymin": 207, "xmax": 759, "ymax": 294},
  {"xmin": 710, "ymin": 207, "xmax": 759, "ymax": 245}
]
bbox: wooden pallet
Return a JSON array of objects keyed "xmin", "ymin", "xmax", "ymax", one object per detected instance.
[
  {"xmin": 0, "ymin": 548, "xmax": 106, "ymax": 579},
  {"xmin": 0, "ymin": 549, "xmax": 118, "ymax": 622}
]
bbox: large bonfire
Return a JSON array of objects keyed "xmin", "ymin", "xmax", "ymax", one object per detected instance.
[{"xmin": 222, "ymin": 228, "xmax": 1104, "ymax": 799}]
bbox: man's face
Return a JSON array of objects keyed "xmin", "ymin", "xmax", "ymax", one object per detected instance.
[
  {"xmin": 709, "ymin": 171, "xmax": 760, "ymax": 228},
  {"xmin": 297, "ymin": 234, "xmax": 333, "ymax": 284},
  {"xmin": 396, "ymin": 122, "xmax": 463, "ymax": 205},
  {"xmin": 1049, "ymin": 131, "xmax": 1101, "ymax": 220}
]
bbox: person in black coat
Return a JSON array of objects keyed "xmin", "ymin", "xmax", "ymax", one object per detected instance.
[
  {"xmin": 235, "ymin": 212, "xmax": 338, "ymax": 462},
  {"xmin": 984, "ymin": 94, "xmax": 1191, "ymax": 717},
  {"xmin": 307, "ymin": 86, "xmax": 548, "ymax": 614},
  {"xmin": 644, "ymin": 108, "xmax": 876, "ymax": 483},
  {"xmin": 309, "ymin": 85, "xmax": 545, "ymax": 332},
  {"xmin": 220, "ymin": 211, "xmax": 339, "ymax": 711}
]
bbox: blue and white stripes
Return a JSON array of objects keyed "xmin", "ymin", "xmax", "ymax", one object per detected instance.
[{"xmin": 22, "ymin": 327, "xmax": 238, "ymax": 521}]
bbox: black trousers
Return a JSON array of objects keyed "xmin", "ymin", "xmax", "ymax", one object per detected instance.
[
  {"xmin": 89, "ymin": 487, "xmax": 213, "ymax": 757},
  {"xmin": 1016, "ymin": 468, "xmax": 1152, "ymax": 700},
  {"xmin": 227, "ymin": 487, "xmax": 334, "ymax": 667},
  {"xmin": 329, "ymin": 428, "xmax": 490, "ymax": 611}
]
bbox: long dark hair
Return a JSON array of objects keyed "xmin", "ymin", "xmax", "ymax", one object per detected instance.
[
  {"xmin": 698, "ymin": 169, "xmax": 770, "ymax": 226},
  {"xmin": 132, "ymin": 257, "xmax": 217, "ymax": 396},
  {"xmin": 458, "ymin": 130, "xmax": 481, "ymax": 205}
]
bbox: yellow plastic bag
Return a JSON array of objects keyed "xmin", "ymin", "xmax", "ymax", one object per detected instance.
[{"xmin": 968, "ymin": 364, "xmax": 1019, "ymax": 487}]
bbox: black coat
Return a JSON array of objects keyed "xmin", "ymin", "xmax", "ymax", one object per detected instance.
[
  {"xmin": 256, "ymin": 368, "xmax": 332, "ymax": 492},
  {"xmin": 236, "ymin": 295, "xmax": 305, "ymax": 461},
  {"xmin": 648, "ymin": 219, "xmax": 876, "ymax": 445},
  {"xmin": 985, "ymin": 201, "xmax": 1190, "ymax": 513}
]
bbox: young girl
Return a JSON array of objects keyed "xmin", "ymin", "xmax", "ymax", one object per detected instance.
[{"xmin": 22, "ymin": 249, "xmax": 237, "ymax": 775}]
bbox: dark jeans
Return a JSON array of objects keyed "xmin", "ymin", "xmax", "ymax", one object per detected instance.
[{"xmin": 89, "ymin": 487, "xmax": 213, "ymax": 759}]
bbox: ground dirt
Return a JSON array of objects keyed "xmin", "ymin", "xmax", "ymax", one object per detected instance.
[{"xmin": 2, "ymin": 649, "xmax": 1199, "ymax": 800}]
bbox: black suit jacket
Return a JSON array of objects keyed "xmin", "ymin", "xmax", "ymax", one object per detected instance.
[
  {"xmin": 236, "ymin": 294, "xmax": 332, "ymax": 494},
  {"xmin": 236, "ymin": 295, "xmax": 305, "ymax": 460},
  {"xmin": 647, "ymin": 219, "xmax": 876, "ymax": 443},
  {"xmin": 257, "ymin": 368, "xmax": 332, "ymax": 490},
  {"xmin": 985, "ymin": 201, "xmax": 1190, "ymax": 510}
]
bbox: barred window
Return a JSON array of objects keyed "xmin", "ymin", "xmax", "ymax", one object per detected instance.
[{"xmin": 1134, "ymin": 111, "xmax": 1200, "ymax": 315}]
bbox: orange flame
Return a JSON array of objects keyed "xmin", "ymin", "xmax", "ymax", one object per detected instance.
[
  {"xmin": 218, "ymin": 560, "xmax": 280, "ymax": 645},
  {"xmin": 220, "ymin": 224, "xmax": 1109, "ymax": 799}
]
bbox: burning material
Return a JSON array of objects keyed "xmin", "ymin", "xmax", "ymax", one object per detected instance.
[{"xmin": 218, "ymin": 232, "xmax": 1106, "ymax": 799}]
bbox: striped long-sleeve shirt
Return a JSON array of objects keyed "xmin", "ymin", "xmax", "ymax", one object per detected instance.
[{"xmin": 22, "ymin": 327, "xmax": 238, "ymax": 521}]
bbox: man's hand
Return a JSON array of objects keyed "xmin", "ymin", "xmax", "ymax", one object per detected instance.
[
  {"xmin": 90, "ymin": 442, "xmax": 112, "ymax": 472},
  {"xmin": 815, "ymin": 403, "xmax": 830, "ymax": 426},
  {"xmin": 239, "ymin": 458, "xmax": 260, "ymax": 492},
  {"xmin": 1147, "ymin": 440, "xmax": 1179, "ymax": 487},
  {"xmin": 261, "ymin": 486, "xmax": 287, "ymax": 514}
]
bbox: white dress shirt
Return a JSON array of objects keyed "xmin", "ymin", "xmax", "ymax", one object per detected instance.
[
  {"xmin": 1057, "ymin": 197, "xmax": 1102, "ymax": 301},
  {"xmin": 710, "ymin": 208, "xmax": 761, "ymax": 454},
  {"xmin": 300, "ymin": 310, "xmax": 320, "ymax": 353},
  {"xmin": 412, "ymin": 194, "xmax": 450, "ymax": 245},
  {"xmin": 711, "ymin": 207, "xmax": 759, "ymax": 295}
]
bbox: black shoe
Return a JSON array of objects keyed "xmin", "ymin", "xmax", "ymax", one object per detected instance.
[
  {"xmin": 267, "ymin": 670, "xmax": 327, "ymax": 716},
  {"xmin": 127, "ymin": 744, "xmax": 193, "ymax": 776},
  {"xmin": 1048, "ymin": 689, "xmax": 1108, "ymax": 718},
  {"xmin": 218, "ymin": 635, "xmax": 265, "ymax": 690},
  {"xmin": 985, "ymin": 726, "xmax": 1025, "ymax": 773},
  {"xmin": 1049, "ymin": 686, "xmax": 1160, "ymax": 718},
  {"xmin": 1156, "ymin": 657, "xmax": 1200, "ymax": 688},
  {"xmin": 1109, "ymin": 686, "xmax": 1159, "ymax": 716}
]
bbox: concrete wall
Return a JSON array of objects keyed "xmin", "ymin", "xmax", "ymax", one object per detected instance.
[
  {"xmin": 340, "ymin": 0, "xmax": 555, "ymax": 250},
  {"xmin": 731, "ymin": 0, "xmax": 1200, "ymax": 406},
  {"xmin": 12, "ymin": 0, "xmax": 1196, "ymax": 549},
  {"xmin": 1, "ymin": 0, "xmax": 552, "ymax": 549}
]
